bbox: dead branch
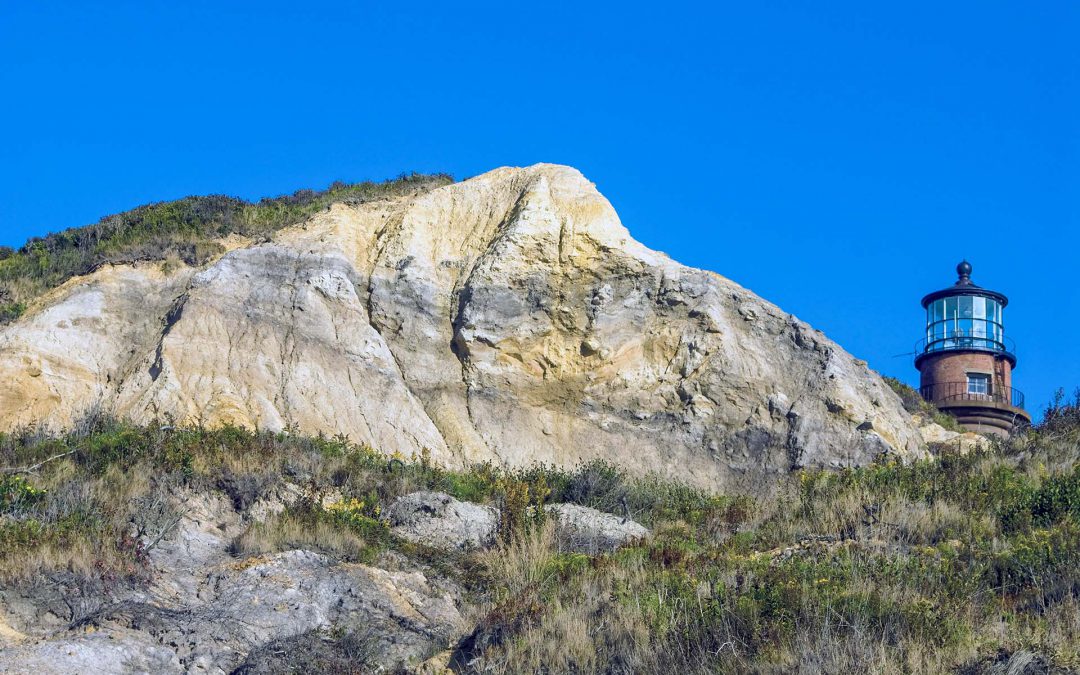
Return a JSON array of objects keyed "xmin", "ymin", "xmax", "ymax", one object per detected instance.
[{"xmin": 1, "ymin": 449, "xmax": 76, "ymax": 474}]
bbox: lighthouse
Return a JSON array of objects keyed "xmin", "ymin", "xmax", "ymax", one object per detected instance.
[{"xmin": 915, "ymin": 261, "xmax": 1030, "ymax": 436}]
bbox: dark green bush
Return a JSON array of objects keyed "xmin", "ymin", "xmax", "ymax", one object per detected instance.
[
  {"xmin": 1042, "ymin": 388, "xmax": 1080, "ymax": 436},
  {"xmin": 0, "ymin": 302, "xmax": 25, "ymax": 322}
]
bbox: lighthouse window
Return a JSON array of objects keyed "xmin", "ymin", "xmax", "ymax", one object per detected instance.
[
  {"xmin": 925, "ymin": 295, "xmax": 1006, "ymax": 352},
  {"xmin": 967, "ymin": 373, "xmax": 990, "ymax": 395}
]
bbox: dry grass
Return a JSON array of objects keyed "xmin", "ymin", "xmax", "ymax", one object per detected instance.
[
  {"xmin": 466, "ymin": 531, "xmax": 661, "ymax": 674},
  {"xmin": 232, "ymin": 511, "xmax": 368, "ymax": 562},
  {"xmin": 0, "ymin": 539, "xmax": 104, "ymax": 583},
  {"xmin": 0, "ymin": 459, "xmax": 157, "ymax": 582},
  {"xmin": 476, "ymin": 521, "xmax": 557, "ymax": 598},
  {"xmin": 2, "ymin": 414, "xmax": 1078, "ymax": 673}
]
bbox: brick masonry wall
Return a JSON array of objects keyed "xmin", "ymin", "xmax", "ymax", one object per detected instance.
[{"xmin": 919, "ymin": 351, "xmax": 1013, "ymax": 399}]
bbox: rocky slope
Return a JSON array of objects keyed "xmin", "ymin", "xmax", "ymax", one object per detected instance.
[
  {"xmin": 0, "ymin": 487, "xmax": 473, "ymax": 673},
  {"xmin": 1, "ymin": 419, "xmax": 1074, "ymax": 674},
  {"xmin": 0, "ymin": 164, "xmax": 927, "ymax": 492},
  {"xmin": 0, "ymin": 480, "xmax": 649, "ymax": 673}
]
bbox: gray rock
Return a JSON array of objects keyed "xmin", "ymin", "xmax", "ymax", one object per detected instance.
[
  {"xmin": 544, "ymin": 503, "xmax": 649, "ymax": 553},
  {"xmin": 387, "ymin": 491, "xmax": 499, "ymax": 551},
  {"xmin": 0, "ymin": 550, "xmax": 467, "ymax": 674},
  {"xmin": 0, "ymin": 489, "xmax": 467, "ymax": 674},
  {"xmin": 0, "ymin": 632, "xmax": 182, "ymax": 675},
  {"xmin": 986, "ymin": 650, "xmax": 1051, "ymax": 675}
]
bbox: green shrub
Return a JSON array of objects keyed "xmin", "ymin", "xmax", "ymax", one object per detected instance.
[
  {"xmin": 322, "ymin": 495, "xmax": 391, "ymax": 554},
  {"xmin": 0, "ymin": 474, "xmax": 46, "ymax": 512},
  {"xmin": 0, "ymin": 302, "xmax": 25, "ymax": 322},
  {"xmin": 0, "ymin": 518, "xmax": 47, "ymax": 551},
  {"xmin": 1029, "ymin": 468, "xmax": 1080, "ymax": 525},
  {"xmin": 79, "ymin": 426, "xmax": 150, "ymax": 474},
  {"xmin": 991, "ymin": 521, "xmax": 1080, "ymax": 599}
]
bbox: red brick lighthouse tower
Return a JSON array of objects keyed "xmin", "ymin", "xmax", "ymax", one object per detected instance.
[{"xmin": 915, "ymin": 261, "xmax": 1031, "ymax": 436}]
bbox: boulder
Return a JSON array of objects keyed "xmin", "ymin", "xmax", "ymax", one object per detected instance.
[
  {"xmin": 0, "ymin": 632, "xmax": 182, "ymax": 675},
  {"xmin": 917, "ymin": 419, "xmax": 990, "ymax": 454},
  {"xmin": 386, "ymin": 491, "xmax": 499, "ymax": 551},
  {"xmin": 544, "ymin": 503, "xmax": 649, "ymax": 553}
]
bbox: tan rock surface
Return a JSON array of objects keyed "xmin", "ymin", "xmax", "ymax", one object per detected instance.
[
  {"xmin": 917, "ymin": 417, "xmax": 990, "ymax": 454},
  {"xmin": 0, "ymin": 164, "xmax": 927, "ymax": 491}
]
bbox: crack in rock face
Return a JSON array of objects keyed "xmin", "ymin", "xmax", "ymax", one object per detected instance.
[{"xmin": 0, "ymin": 164, "xmax": 926, "ymax": 493}]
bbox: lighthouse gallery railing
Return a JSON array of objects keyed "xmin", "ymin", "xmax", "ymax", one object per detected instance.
[{"xmin": 919, "ymin": 381, "xmax": 1025, "ymax": 410}]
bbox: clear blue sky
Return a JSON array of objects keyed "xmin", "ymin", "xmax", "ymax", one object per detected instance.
[{"xmin": 2, "ymin": 2, "xmax": 1077, "ymax": 418}]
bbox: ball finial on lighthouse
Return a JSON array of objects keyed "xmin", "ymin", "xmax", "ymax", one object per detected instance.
[{"xmin": 956, "ymin": 260, "xmax": 972, "ymax": 284}]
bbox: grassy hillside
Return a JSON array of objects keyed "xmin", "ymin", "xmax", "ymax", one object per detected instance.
[
  {"xmin": 1, "ymin": 392, "xmax": 1078, "ymax": 673},
  {"xmin": 0, "ymin": 173, "xmax": 453, "ymax": 324}
]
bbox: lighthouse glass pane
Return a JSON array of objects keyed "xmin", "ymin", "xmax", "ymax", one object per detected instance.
[
  {"xmin": 927, "ymin": 300, "xmax": 939, "ymax": 344},
  {"xmin": 972, "ymin": 298, "xmax": 986, "ymax": 339},
  {"xmin": 987, "ymin": 300, "xmax": 1002, "ymax": 347},
  {"xmin": 959, "ymin": 297, "xmax": 974, "ymax": 344},
  {"xmin": 960, "ymin": 296, "xmax": 973, "ymax": 318},
  {"xmin": 959, "ymin": 319, "xmax": 973, "ymax": 344},
  {"xmin": 944, "ymin": 297, "xmax": 958, "ymax": 347},
  {"xmin": 927, "ymin": 300, "xmax": 944, "ymax": 345},
  {"xmin": 941, "ymin": 298, "xmax": 959, "ymax": 339}
]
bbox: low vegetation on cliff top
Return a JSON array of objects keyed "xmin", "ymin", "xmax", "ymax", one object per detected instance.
[
  {"xmin": 884, "ymin": 376, "xmax": 965, "ymax": 433},
  {"xmin": 0, "ymin": 173, "xmax": 453, "ymax": 324},
  {"xmin": 1, "ymin": 391, "xmax": 1078, "ymax": 673}
]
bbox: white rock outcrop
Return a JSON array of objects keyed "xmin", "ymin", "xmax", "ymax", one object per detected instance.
[
  {"xmin": 917, "ymin": 417, "xmax": 990, "ymax": 454},
  {"xmin": 0, "ymin": 164, "xmax": 926, "ymax": 491},
  {"xmin": 545, "ymin": 503, "xmax": 649, "ymax": 553},
  {"xmin": 387, "ymin": 491, "xmax": 499, "ymax": 551}
]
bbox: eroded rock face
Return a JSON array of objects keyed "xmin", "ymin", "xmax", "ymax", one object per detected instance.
[
  {"xmin": 0, "ymin": 552, "xmax": 467, "ymax": 674},
  {"xmin": 0, "ymin": 498, "xmax": 468, "ymax": 675},
  {"xmin": 0, "ymin": 164, "xmax": 926, "ymax": 491}
]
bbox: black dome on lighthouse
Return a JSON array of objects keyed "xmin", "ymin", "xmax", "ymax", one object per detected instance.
[{"xmin": 920, "ymin": 260, "xmax": 1008, "ymax": 308}]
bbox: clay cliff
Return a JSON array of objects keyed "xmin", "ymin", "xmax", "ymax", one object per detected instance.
[{"xmin": 0, "ymin": 164, "xmax": 927, "ymax": 491}]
